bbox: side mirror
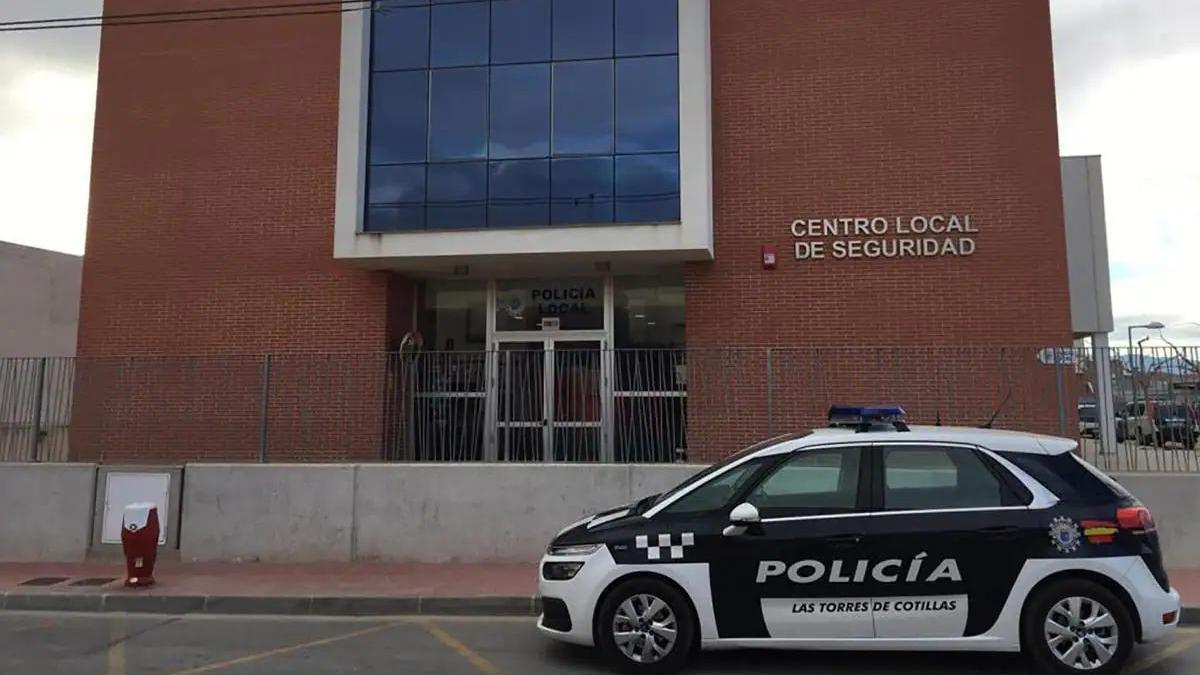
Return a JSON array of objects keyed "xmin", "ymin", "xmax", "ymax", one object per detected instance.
[
  {"xmin": 729, "ymin": 502, "xmax": 760, "ymax": 524},
  {"xmin": 723, "ymin": 503, "xmax": 760, "ymax": 537}
]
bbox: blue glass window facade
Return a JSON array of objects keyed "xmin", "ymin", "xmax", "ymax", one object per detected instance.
[{"xmin": 365, "ymin": 0, "xmax": 680, "ymax": 232}]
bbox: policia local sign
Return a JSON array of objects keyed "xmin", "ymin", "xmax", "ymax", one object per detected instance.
[{"xmin": 790, "ymin": 215, "xmax": 978, "ymax": 261}]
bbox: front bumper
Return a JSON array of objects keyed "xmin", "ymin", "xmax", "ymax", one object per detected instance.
[{"xmin": 537, "ymin": 547, "xmax": 618, "ymax": 647}]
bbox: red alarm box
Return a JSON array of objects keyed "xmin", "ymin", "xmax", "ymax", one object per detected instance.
[
  {"xmin": 762, "ymin": 245, "xmax": 778, "ymax": 269},
  {"xmin": 121, "ymin": 503, "xmax": 160, "ymax": 588}
]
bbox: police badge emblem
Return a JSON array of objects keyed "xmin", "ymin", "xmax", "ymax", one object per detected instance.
[{"xmin": 1048, "ymin": 516, "xmax": 1082, "ymax": 553}]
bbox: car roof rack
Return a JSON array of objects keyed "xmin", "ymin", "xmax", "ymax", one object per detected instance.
[{"xmin": 828, "ymin": 405, "xmax": 910, "ymax": 433}]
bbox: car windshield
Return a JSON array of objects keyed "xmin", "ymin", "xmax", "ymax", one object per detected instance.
[
  {"xmin": 1078, "ymin": 406, "xmax": 1097, "ymax": 422},
  {"xmin": 646, "ymin": 433, "xmax": 803, "ymax": 509}
]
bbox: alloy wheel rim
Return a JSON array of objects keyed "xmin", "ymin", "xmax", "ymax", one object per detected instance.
[
  {"xmin": 1044, "ymin": 596, "xmax": 1119, "ymax": 670},
  {"xmin": 612, "ymin": 593, "xmax": 678, "ymax": 663}
]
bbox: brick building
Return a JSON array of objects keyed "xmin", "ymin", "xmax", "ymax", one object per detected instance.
[{"xmin": 76, "ymin": 0, "xmax": 1076, "ymax": 464}]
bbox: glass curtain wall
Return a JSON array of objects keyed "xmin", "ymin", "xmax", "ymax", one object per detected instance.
[{"xmin": 365, "ymin": 0, "xmax": 681, "ymax": 232}]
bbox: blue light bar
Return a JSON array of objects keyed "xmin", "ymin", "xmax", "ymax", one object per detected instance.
[{"xmin": 828, "ymin": 405, "xmax": 907, "ymax": 424}]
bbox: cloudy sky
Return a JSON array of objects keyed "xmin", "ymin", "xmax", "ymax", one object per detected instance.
[{"xmin": 1, "ymin": 0, "xmax": 1198, "ymax": 344}]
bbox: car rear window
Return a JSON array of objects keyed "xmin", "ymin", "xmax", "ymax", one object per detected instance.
[{"xmin": 997, "ymin": 451, "xmax": 1126, "ymax": 505}]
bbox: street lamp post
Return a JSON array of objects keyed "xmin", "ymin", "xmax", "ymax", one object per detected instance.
[{"xmin": 1127, "ymin": 322, "xmax": 1165, "ymax": 442}]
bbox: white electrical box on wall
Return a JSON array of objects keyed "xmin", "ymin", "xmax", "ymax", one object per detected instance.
[{"xmin": 101, "ymin": 472, "xmax": 171, "ymax": 545}]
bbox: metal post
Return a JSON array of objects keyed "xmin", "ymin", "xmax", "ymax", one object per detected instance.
[
  {"xmin": 1092, "ymin": 334, "xmax": 1118, "ymax": 457},
  {"xmin": 766, "ymin": 348, "xmax": 774, "ymax": 436},
  {"xmin": 1054, "ymin": 349, "xmax": 1066, "ymax": 437},
  {"xmin": 29, "ymin": 357, "xmax": 46, "ymax": 462},
  {"xmin": 259, "ymin": 353, "xmax": 272, "ymax": 463}
]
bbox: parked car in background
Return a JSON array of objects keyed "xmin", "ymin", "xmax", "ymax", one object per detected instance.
[
  {"xmin": 1115, "ymin": 401, "xmax": 1200, "ymax": 448},
  {"xmin": 1078, "ymin": 404, "xmax": 1099, "ymax": 438},
  {"xmin": 1118, "ymin": 402, "xmax": 1151, "ymax": 445},
  {"xmin": 1153, "ymin": 404, "xmax": 1198, "ymax": 449}
]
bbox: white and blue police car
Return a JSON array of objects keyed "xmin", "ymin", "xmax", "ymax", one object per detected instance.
[{"xmin": 538, "ymin": 406, "xmax": 1181, "ymax": 674}]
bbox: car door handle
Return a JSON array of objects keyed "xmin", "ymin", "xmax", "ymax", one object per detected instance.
[
  {"xmin": 979, "ymin": 526, "xmax": 1020, "ymax": 540},
  {"xmin": 825, "ymin": 534, "xmax": 864, "ymax": 548}
]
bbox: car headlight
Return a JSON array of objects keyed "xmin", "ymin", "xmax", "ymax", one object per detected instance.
[
  {"xmin": 542, "ymin": 561, "xmax": 586, "ymax": 581},
  {"xmin": 547, "ymin": 542, "xmax": 603, "ymax": 557}
]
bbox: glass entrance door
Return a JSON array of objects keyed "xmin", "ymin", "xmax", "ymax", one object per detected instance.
[
  {"xmin": 489, "ymin": 335, "xmax": 611, "ymax": 461},
  {"xmin": 496, "ymin": 342, "xmax": 547, "ymax": 462},
  {"xmin": 552, "ymin": 341, "xmax": 603, "ymax": 462}
]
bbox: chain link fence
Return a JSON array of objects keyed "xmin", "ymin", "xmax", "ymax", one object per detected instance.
[{"xmin": 2, "ymin": 346, "xmax": 1199, "ymax": 471}]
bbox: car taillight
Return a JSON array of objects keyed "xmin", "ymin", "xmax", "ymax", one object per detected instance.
[{"xmin": 1117, "ymin": 506, "xmax": 1156, "ymax": 534}]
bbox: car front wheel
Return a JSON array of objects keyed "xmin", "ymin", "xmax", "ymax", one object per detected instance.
[
  {"xmin": 1024, "ymin": 579, "xmax": 1134, "ymax": 675},
  {"xmin": 595, "ymin": 577, "xmax": 695, "ymax": 675}
]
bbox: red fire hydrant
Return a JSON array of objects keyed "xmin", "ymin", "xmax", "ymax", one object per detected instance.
[{"xmin": 121, "ymin": 502, "xmax": 159, "ymax": 588}]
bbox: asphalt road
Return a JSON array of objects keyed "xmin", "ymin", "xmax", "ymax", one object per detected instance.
[{"xmin": 2, "ymin": 612, "xmax": 1200, "ymax": 675}]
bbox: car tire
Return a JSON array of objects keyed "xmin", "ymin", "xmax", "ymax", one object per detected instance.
[
  {"xmin": 595, "ymin": 577, "xmax": 696, "ymax": 675},
  {"xmin": 1023, "ymin": 579, "xmax": 1134, "ymax": 675}
]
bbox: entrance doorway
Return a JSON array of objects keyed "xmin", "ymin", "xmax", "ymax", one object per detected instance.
[{"xmin": 489, "ymin": 333, "xmax": 611, "ymax": 462}]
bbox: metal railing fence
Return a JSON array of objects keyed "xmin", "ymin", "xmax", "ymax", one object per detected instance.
[{"xmin": 1, "ymin": 346, "xmax": 1199, "ymax": 471}]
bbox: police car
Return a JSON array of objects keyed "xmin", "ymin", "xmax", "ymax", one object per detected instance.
[{"xmin": 538, "ymin": 406, "xmax": 1181, "ymax": 674}]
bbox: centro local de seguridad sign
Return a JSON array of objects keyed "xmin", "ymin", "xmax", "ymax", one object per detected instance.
[{"xmin": 790, "ymin": 215, "xmax": 978, "ymax": 261}]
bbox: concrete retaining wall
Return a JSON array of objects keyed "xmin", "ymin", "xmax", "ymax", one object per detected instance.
[
  {"xmin": 8, "ymin": 463, "xmax": 1200, "ymax": 566},
  {"xmin": 1111, "ymin": 473, "xmax": 1200, "ymax": 569},
  {"xmin": 0, "ymin": 463, "xmax": 96, "ymax": 561},
  {"xmin": 354, "ymin": 464, "xmax": 702, "ymax": 562},
  {"xmin": 180, "ymin": 465, "xmax": 356, "ymax": 562}
]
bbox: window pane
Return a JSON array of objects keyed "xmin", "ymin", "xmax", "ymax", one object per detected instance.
[
  {"xmin": 489, "ymin": 159, "xmax": 549, "ymax": 227},
  {"xmin": 366, "ymin": 164, "xmax": 425, "ymax": 231},
  {"xmin": 429, "ymin": 68, "xmax": 488, "ymax": 160},
  {"xmin": 551, "ymin": 156, "xmax": 613, "ymax": 224},
  {"xmin": 616, "ymin": 0, "xmax": 677, "ymax": 56},
  {"xmin": 492, "ymin": 0, "xmax": 551, "ymax": 64},
  {"xmin": 427, "ymin": 162, "xmax": 487, "ymax": 229},
  {"xmin": 616, "ymin": 153, "xmax": 679, "ymax": 223},
  {"xmin": 430, "ymin": 1, "xmax": 489, "ymax": 68},
  {"xmin": 616, "ymin": 56, "xmax": 678, "ymax": 153},
  {"xmin": 490, "ymin": 64, "xmax": 550, "ymax": 159},
  {"xmin": 553, "ymin": 0, "xmax": 613, "ymax": 60},
  {"xmin": 664, "ymin": 458, "xmax": 769, "ymax": 515},
  {"xmin": 372, "ymin": 6, "xmax": 428, "ymax": 71},
  {"xmin": 552, "ymin": 60, "xmax": 613, "ymax": 156},
  {"xmin": 417, "ymin": 280, "xmax": 489, "ymax": 352},
  {"xmin": 747, "ymin": 448, "xmax": 861, "ymax": 517},
  {"xmin": 882, "ymin": 447, "xmax": 1006, "ymax": 510},
  {"xmin": 613, "ymin": 274, "xmax": 684, "ymax": 348},
  {"xmin": 369, "ymin": 71, "xmax": 428, "ymax": 164}
]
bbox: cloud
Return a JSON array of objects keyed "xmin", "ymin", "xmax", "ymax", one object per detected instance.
[
  {"xmin": 1051, "ymin": 1, "xmax": 1200, "ymax": 345},
  {"xmin": 1050, "ymin": 0, "xmax": 1200, "ymax": 100},
  {"xmin": 0, "ymin": 0, "xmax": 100, "ymax": 255}
]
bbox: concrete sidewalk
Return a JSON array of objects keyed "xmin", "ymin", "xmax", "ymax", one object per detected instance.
[
  {"xmin": 0, "ymin": 562, "xmax": 538, "ymax": 616},
  {"xmin": 2, "ymin": 562, "xmax": 1198, "ymax": 621}
]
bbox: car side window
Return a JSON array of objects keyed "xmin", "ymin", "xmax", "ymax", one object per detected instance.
[
  {"xmin": 745, "ymin": 447, "xmax": 862, "ymax": 519},
  {"xmin": 661, "ymin": 457, "xmax": 769, "ymax": 515},
  {"xmin": 882, "ymin": 445, "xmax": 1010, "ymax": 511}
]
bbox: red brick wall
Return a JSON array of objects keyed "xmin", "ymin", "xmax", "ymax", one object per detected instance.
[
  {"xmin": 74, "ymin": 1, "xmax": 393, "ymax": 462},
  {"xmin": 685, "ymin": 0, "xmax": 1073, "ymax": 461},
  {"xmin": 74, "ymin": 0, "xmax": 1075, "ymax": 464}
]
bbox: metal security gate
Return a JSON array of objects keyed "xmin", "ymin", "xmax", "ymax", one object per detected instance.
[{"xmin": 487, "ymin": 333, "xmax": 612, "ymax": 462}]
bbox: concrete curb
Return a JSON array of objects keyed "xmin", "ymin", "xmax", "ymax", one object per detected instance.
[
  {"xmin": 0, "ymin": 592, "xmax": 541, "ymax": 617},
  {"xmin": 0, "ymin": 592, "xmax": 1195, "ymax": 625}
]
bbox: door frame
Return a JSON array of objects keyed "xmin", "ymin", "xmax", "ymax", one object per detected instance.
[{"xmin": 483, "ymin": 274, "xmax": 615, "ymax": 462}]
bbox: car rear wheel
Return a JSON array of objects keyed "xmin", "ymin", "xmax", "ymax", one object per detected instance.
[
  {"xmin": 1024, "ymin": 579, "xmax": 1134, "ymax": 675},
  {"xmin": 595, "ymin": 578, "xmax": 695, "ymax": 675}
]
